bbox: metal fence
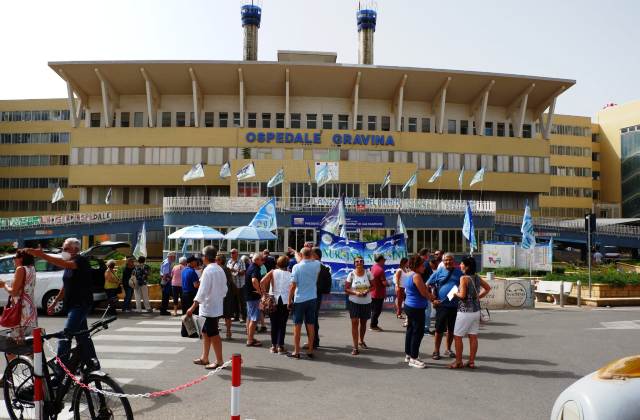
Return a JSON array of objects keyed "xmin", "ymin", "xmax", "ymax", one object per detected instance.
[{"xmin": 495, "ymin": 214, "xmax": 640, "ymax": 238}]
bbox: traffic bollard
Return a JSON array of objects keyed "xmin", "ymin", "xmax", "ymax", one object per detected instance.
[
  {"xmin": 576, "ymin": 280, "xmax": 581, "ymax": 307},
  {"xmin": 33, "ymin": 328, "xmax": 44, "ymax": 419},
  {"xmin": 230, "ymin": 354, "xmax": 241, "ymax": 420},
  {"xmin": 559, "ymin": 281, "xmax": 564, "ymax": 308}
]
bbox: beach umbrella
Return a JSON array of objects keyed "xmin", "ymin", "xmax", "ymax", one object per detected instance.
[
  {"xmin": 168, "ymin": 225, "xmax": 225, "ymax": 240},
  {"xmin": 224, "ymin": 226, "xmax": 277, "ymax": 241}
]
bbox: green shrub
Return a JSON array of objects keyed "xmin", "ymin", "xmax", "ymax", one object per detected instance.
[
  {"xmin": 544, "ymin": 269, "xmax": 640, "ymax": 287},
  {"xmin": 116, "ymin": 261, "xmax": 162, "ymax": 285}
]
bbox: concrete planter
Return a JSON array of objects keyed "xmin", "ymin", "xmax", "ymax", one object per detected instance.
[{"xmin": 569, "ymin": 283, "xmax": 640, "ymax": 299}]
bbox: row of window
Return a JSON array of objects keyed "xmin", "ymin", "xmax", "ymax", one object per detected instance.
[
  {"xmin": 622, "ymin": 195, "xmax": 640, "ymax": 218},
  {"xmin": 622, "ymin": 155, "xmax": 640, "ymax": 181},
  {"xmin": 540, "ymin": 207, "xmax": 592, "ymax": 218},
  {"xmin": 550, "ymin": 166, "xmax": 592, "ymax": 177},
  {"xmin": 0, "ymin": 155, "xmax": 68, "ymax": 167},
  {"xmin": 621, "ymin": 124, "xmax": 640, "ymax": 133},
  {"xmin": 621, "ymin": 130, "xmax": 640, "ymax": 159},
  {"xmin": 542, "ymin": 187, "xmax": 593, "ymax": 198},
  {"xmin": 80, "ymin": 186, "xmax": 230, "ymax": 205},
  {"xmin": 549, "ymin": 124, "xmax": 591, "ymax": 137},
  {"xmin": 0, "ymin": 132, "xmax": 70, "ymax": 145},
  {"xmin": 417, "ymin": 190, "xmax": 538, "ymax": 211},
  {"xmin": 0, "ymin": 200, "xmax": 79, "ymax": 212},
  {"xmin": 622, "ymin": 174, "xmax": 639, "ymax": 198},
  {"xmin": 0, "ymin": 110, "xmax": 70, "ymax": 123},
  {"xmin": 549, "ymin": 145, "xmax": 591, "ymax": 157},
  {"xmin": 0, "ymin": 178, "xmax": 68, "ymax": 189}
]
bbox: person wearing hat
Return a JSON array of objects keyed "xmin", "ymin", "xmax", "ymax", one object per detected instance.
[
  {"xmin": 160, "ymin": 251, "xmax": 176, "ymax": 316},
  {"xmin": 369, "ymin": 254, "xmax": 388, "ymax": 332}
]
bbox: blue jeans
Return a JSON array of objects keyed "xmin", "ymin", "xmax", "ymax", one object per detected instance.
[
  {"xmin": 424, "ymin": 300, "xmax": 432, "ymax": 332},
  {"xmin": 122, "ymin": 286, "xmax": 133, "ymax": 311},
  {"xmin": 57, "ymin": 305, "xmax": 98, "ymax": 370}
]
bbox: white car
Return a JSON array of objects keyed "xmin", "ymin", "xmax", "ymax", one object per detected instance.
[{"xmin": 0, "ymin": 241, "xmax": 131, "ymax": 316}]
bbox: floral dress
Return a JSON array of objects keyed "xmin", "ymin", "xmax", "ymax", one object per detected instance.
[{"xmin": 10, "ymin": 265, "xmax": 37, "ymax": 340}]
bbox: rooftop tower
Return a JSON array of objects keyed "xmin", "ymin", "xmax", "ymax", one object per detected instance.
[
  {"xmin": 357, "ymin": 1, "xmax": 377, "ymax": 65},
  {"xmin": 241, "ymin": 1, "xmax": 262, "ymax": 61}
]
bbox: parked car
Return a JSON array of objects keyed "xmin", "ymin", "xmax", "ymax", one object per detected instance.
[
  {"xmin": 0, "ymin": 241, "xmax": 130, "ymax": 316},
  {"xmin": 602, "ymin": 246, "xmax": 621, "ymax": 263}
]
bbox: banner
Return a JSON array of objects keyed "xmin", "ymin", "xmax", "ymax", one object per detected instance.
[
  {"xmin": 319, "ymin": 231, "xmax": 407, "ymax": 307},
  {"xmin": 248, "ymin": 198, "xmax": 278, "ymax": 231},
  {"xmin": 482, "ymin": 243, "xmax": 516, "ymax": 268},
  {"xmin": 482, "ymin": 242, "xmax": 552, "ymax": 272},
  {"xmin": 0, "ymin": 212, "xmax": 114, "ymax": 229}
]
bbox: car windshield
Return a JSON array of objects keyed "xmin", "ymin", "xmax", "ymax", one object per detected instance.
[{"xmin": 0, "ymin": 258, "xmax": 15, "ymax": 274}]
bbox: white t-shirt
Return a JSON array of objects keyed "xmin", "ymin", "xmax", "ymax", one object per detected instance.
[
  {"xmin": 194, "ymin": 263, "xmax": 228, "ymax": 318},
  {"xmin": 270, "ymin": 269, "xmax": 292, "ymax": 303},
  {"xmin": 346, "ymin": 270, "xmax": 373, "ymax": 304}
]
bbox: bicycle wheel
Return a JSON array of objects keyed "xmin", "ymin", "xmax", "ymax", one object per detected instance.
[
  {"xmin": 3, "ymin": 356, "xmax": 36, "ymax": 420},
  {"xmin": 72, "ymin": 373, "xmax": 133, "ymax": 420}
]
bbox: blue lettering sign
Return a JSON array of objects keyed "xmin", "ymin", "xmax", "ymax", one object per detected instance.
[
  {"xmin": 246, "ymin": 132, "xmax": 256, "ymax": 142},
  {"xmin": 245, "ymin": 131, "xmax": 395, "ymax": 148}
]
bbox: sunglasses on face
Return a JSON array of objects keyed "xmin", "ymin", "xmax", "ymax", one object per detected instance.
[{"xmin": 355, "ymin": 260, "xmax": 364, "ymax": 264}]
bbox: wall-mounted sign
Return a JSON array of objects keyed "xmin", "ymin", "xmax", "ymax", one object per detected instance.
[
  {"xmin": 0, "ymin": 211, "xmax": 113, "ymax": 230},
  {"xmin": 291, "ymin": 215, "xmax": 385, "ymax": 229},
  {"xmin": 244, "ymin": 131, "xmax": 396, "ymax": 147}
]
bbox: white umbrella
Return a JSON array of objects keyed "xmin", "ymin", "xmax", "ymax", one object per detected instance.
[
  {"xmin": 168, "ymin": 225, "xmax": 225, "ymax": 240},
  {"xmin": 224, "ymin": 226, "xmax": 277, "ymax": 240}
]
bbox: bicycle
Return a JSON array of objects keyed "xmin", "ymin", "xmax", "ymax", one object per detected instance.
[{"xmin": 2, "ymin": 313, "xmax": 133, "ymax": 419}]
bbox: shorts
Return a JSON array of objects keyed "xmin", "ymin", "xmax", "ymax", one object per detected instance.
[
  {"xmin": 202, "ymin": 317, "xmax": 220, "ymax": 337},
  {"xmin": 171, "ymin": 286, "xmax": 182, "ymax": 305},
  {"xmin": 348, "ymin": 301, "xmax": 371, "ymax": 320},
  {"xmin": 434, "ymin": 306, "xmax": 458, "ymax": 334},
  {"xmin": 453, "ymin": 311, "xmax": 480, "ymax": 337},
  {"xmin": 246, "ymin": 299, "xmax": 261, "ymax": 322},
  {"xmin": 293, "ymin": 299, "xmax": 317, "ymax": 325}
]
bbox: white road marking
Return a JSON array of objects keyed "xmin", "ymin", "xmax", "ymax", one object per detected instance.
[
  {"xmin": 594, "ymin": 320, "xmax": 640, "ymax": 330},
  {"xmin": 99, "ymin": 359, "xmax": 163, "ymax": 370},
  {"xmin": 95, "ymin": 345, "xmax": 185, "ymax": 354},
  {"xmin": 114, "ymin": 378, "xmax": 134, "ymax": 385},
  {"xmin": 94, "ymin": 335, "xmax": 193, "ymax": 343},
  {"xmin": 137, "ymin": 320, "xmax": 183, "ymax": 325},
  {"xmin": 117, "ymin": 327, "xmax": 180, "ymax": 333}
]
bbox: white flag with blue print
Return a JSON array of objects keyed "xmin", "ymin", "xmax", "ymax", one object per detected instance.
[
  {"xmin": 428, "ymin": 164, "xmax": 443, "ymax": 183},
  {"xmin": 248, "ymin": 198, "xmax": 278, "ymax": 232},
  {"xmin": 219, "ymin": 162, "xmax": 231, "ymax": 179},
  {"xmin": 380, "ymin": 171, "xmax": 391, "ymax": 191},
  {"xmin": 105, "ymin": 187, "xmax": 112, "ymax": 205},
  {"xmin": 396, "ymin": 214, "xmax": 408, "ymax": 238},
  {"xmin": 315, "ymin": 162, "xmax": 338, "ymax": 188},
  {"xmin": 183, "ymin": 163, "xmax": 205, "ymax": 182},
  {"xmin": 236, "ymin": 162, "xmax": 256, "ymax": 180},
  {"xmin": 51, "ymin": 187, "xmax": 64, "ymax": 204},
  {"xmin": 133, "ymin": 222, "xmax": 147, "ymax": 258},
  {"xmin": 320, "ymin": 196, "xmax": 346, "ymax": 236},
  {"xmin": 458, "ymin": 166, "xmax": 465, "ymax": 190},
  {"xmin": 267, "ymin": 168, "xmax": 284, "ymax": 188},
  {"xmin": 401, "ymin": 172, "xmax": 417, "ymax": 193},
  {"xmin": 470, "ymin": 167, "xmax": 485, "ymax": 186},
  {"xmin": 520, "ymin": 201, "xmax": 536, "ymax": 250},
  {"xmin": 462, "ymin": 201, "xmax": 477, "ymax": 255}
]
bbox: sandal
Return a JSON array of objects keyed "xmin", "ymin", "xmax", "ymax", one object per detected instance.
[
  {"xmin": 351, "ymin": 348, "xmax": 359, "ymax": 356},
  {"xmin": 448, "ymin": 361, "xmax": 464, "ymax": 369},
  {"xmin": 396, "ymin": 314, "xmax": 405, "ymax": 319},
  {"xmin": 278, "ymin": 346, "xmax": 287, "ymax": 354},
  {"xmin": 205, "ymin": 362, "xmax": 225, "ymax": 370},
  {"xmin": 245, "ymin": 340, "xmax": 262, "ymax": 347},
  {"xmin": 270, "ymin": 346, "xmax": 277, "ymax": 354},
  {"xmin": 402, "ymin": 321, "xmax": 408, "ymax": 328},
  {"xmin": 286, "ymin": 352, "xmax": 301, "ymax": 359},
  {"xmin": 193, "ymin": 358, "xmax": 209, "ymax": 366},
  {"xmin": 432, "ymin": 352, "xmax": 441, "ymax": 360},
  {"xmin": 465, "ymin": 361, "xmax": 477, "ymax": 369},
  {"xmin": 359, "ymin": 342, "xmax": 369, "ymax": 349}
]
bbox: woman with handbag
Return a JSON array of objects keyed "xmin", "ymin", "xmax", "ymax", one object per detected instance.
[
  {"xmin": 0, "ymin": 249, "xmax": 37, "ymax": 344},
  {"xmin": 104, "ymin": 259, "xmax": 121, "ymax": 315},
  {"xmin": 133, "ymin": 256, "xmax": 153, "ymax": 313},
  {"xmin": 260, "ymin": 256, "xmax": 291, "ymax": 354}
]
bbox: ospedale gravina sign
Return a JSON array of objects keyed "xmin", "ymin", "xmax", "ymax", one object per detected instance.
[{"xmin": 245, "ymin": 131, "xmax": 395, "ymax": 146}]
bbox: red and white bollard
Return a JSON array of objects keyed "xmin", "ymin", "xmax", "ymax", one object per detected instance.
[
  {"xmin": 32, "ymin": 327, "xmax": 44, "ymax": 419},
  {"xmin": 230, "ymin": 354, "xmax": 241, "ymax": 420}
]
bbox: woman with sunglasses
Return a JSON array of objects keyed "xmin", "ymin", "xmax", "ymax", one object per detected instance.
[{"xmin": 344, "ymin": 256, "xmax": 373, "ymax": 355}]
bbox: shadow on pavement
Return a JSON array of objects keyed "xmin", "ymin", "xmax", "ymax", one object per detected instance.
[
  {"xmin": 478, "ymin": 332, "xmax": 524, "ymax": 340},
  {"xmin": 219, "ymin": 365, "xmax": 316, "ymax": 383},
  {"xmin": 427, "ymin": 363, "xmax": 581, "ymax": 379},
  {"xmin": 119, "ymin": 383, "xmax": 182, "ymax": 417},
  {"xmin": 476, "ymin": 355, "xmax": 557, "ymax": 366},
  {"xmin": 313, "ymin": 346, "xmax": 406, "ymax": 369}
]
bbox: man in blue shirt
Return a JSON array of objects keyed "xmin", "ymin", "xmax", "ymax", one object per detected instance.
[
  {"xmin": 427, "ymin": 253, "xmax": 463, "ymax": 360},
  {"xmin": 160, "ymin": 251, "xmax": 176, "ymax": 316},
  {"xmin": 181, "ymin": 256, "xmax": 200, "ymax": 315},
  {"xmin": 287, "ymin": 247, "xmax": 321, "ymax": 359}
]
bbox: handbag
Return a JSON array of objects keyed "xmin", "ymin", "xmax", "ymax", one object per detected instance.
[
  {"xmin": 0, "ymin": 295, "xmax": 23, "ymax": 329},
  {"xmin": 128, "ymin": 274, "xmax": 137, "ymax": 289},
  {"xmin": 469, "ymin": 275, "xmax": 490, "ymax": 323},
  {"xmin": 259, "ymin": 294, "xmax": 276, "ymax": 315}
]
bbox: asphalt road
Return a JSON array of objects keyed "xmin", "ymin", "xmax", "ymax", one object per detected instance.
[{"xmin": 4, "ymin": 304, "xmax": 639, "ymax": 420}]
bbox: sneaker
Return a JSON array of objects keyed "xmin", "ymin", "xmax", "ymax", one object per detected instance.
[
  {"xmin": 408, "ymin": 358, "xmax": 427, "ymax": 369},
  {"xmin": 146, "ymin": 309, "xmax": 153, "ymax": 313},
  {"xmin": 404, "ymin": 355, "xmax": 410, "ymax": 363}
]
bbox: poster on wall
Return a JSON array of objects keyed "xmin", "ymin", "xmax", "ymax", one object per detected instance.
[
  {"xmin": 482, "ymin": 243, "xmax": 515, "ymax": 268},
  {"xmin": 515, "ymin": 244, "xmax": 552, "ymax": 272}
]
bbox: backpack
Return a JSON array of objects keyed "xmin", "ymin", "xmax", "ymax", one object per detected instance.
[{"xmin": 317, "ymin": 264, "xmax": 332, "ymax": 295}]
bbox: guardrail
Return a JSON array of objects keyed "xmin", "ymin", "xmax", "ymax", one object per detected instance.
[
  {"xmin": 163, "ymin": 196, "xmax": 497, "ymax": 216},
  {"xmin": 495, "ymin": 214, "xmax": 640, "ymax": 238},
  {"xmin": 0, "ymin": 207, "xmax": 163, "ymax": 231}
]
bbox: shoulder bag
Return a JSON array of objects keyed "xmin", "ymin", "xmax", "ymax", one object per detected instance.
[{"xmin": 0, "ymin": 294, "xmax": 23, "ymax": 329}]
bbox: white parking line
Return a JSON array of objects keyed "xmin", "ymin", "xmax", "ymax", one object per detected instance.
[
  {"xmin": 100, "ymin": 359, "xmax": 163, "ymax": 370},
  {"xmin": 137, "ymin": 320, "xmax": 183, "ymax": 326},
  {"xmin": 95, "ymin": 345, "xmax": 185, "ymax": 354},
  {"xmin": 94, "ymin": 335, "xmax": 192, "ymax": 343},
  {"xmin": 117, "ymin": 327, "xmax": 180, "ymax": 333}
]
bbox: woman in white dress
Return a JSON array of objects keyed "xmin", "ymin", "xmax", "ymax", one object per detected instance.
[{"xmin": 1, "ymin": 249, "xmax": 38, "ymax": 343}]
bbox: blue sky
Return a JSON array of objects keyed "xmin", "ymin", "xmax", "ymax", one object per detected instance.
[{"xmin": 1, "ymin": 0, "xmax": 638, "ymax": 117}]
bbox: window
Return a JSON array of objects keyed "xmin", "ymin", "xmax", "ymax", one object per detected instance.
[
  {"xmin": 306, "ymin": 114, "xmax": 317, "ymax": 129},
  {"xmin": 460, "ymin": 120, "xmax": 469, "ymax": 135},
  {"xmin": 189, "ymin": 112, "xmax": 196, "ymax": 127},
  {"xmin": 497, "ymin": 122, "xmax": 505, "ymax": 137},
  {"xmin": 205, "ymin": 112, "xmax": 214, "ymax": 127},
  {"xmin": 447, "ymin": 119, "xmax": 457, "ymax": 134},
  {"xmin": 219, "ymin": 112, "xmax": 228, "ymax": 128},
  {"xmin": 368, "ymin": 116, "xmax": 377, "ymax": 131},
  {"xmin": 356, "ymin": 115, "xmax": 363, "ymax": 130},
  {"xmin": 233, "ymin": 112, "xmax": 241, "ymax": 127},
  {"xmin": 322, "ymin": 114, "xmax": 333, "ymax": 129},
  {"xmin": 261, "ymin": 113, "xmax": 271, "ymax": 128},
  {"xmin": 134, "ymin": 112, "xmax": 144, "ymax": 127},
  {"xmin": 276, "ymin": 113, "xmax": 285, "ymax": 129},
  {"xmin": 338, "ymin": 114, "xmax": 349, "ymax": 130},
  {"xmin": 509, "ymin": 123, "xmax": 515, "ymax": 137},
  {"xmin": 522, "ymin": 124, "xmax": 532, "ymax": 138},
  {"xmin": 247, "ymin": 112, "xmax": 257, "ymax": 128},
  {"xmin": 120, "ymin": 112, "xmax": 130, "ymax": 127},
  {"xmin": 90, "ymin": 113, "xmax": 101, "ymax": 128},
  {"xmin": 408, "ymin": 117, "xmax": 417, "ymax": 132},
  {"xmin": 484, "ymin": 122, "xmax": 493, "ymax": 136},
  {"xmin": 291, "ymin": 113, "xmax": 301, "ymax": 129},
  {"xmin": 176, "ymin": 112, "xmax": 186, "ymax": 127},
  {"xmin": 162, "ymin": 112, "xmax": 172, "ymax": 127},
  {"xmin": 292, "ymin": 149, "xmax": 304, "ymax": 160},
  {"xmin": 421, "ymin": 118, "xmax": 431, "ymax": 133},
  {"xmin": 381, "ymin": 116, "xmax": 391, "ymax": 131}
]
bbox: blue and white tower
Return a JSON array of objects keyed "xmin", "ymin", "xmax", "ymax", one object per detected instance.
[
  {"xmin": 357, "ymin": 1, "xmax": 377, "ymax": 65},
  {"xmin": 241, "ymin": 1, "xmax": 262, "ymax": 61}
]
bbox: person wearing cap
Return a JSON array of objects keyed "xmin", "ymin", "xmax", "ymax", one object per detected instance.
[
  {"xmin": 160, "ymin": 251, "xmax": 176, "ymax": 316},
  {"xmin": 171, "ymin": 256, "xmax": 187, "ymax": 316},
  {"xmin": 181, "ymin": 256, "xmax": 200, "ymax": 315},
  {"xmin": 369, "ymin": 254, "xmax": 388, "ymax": 332}
]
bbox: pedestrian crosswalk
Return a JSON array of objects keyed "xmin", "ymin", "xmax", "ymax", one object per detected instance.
[{"xmin": 592, "ymin": 320, "xmax": 640, "ymax": 330}]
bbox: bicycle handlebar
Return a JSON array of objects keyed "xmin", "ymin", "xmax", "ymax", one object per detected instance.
[{"xmin": 42, "ymin": 315, "xmax": 117, "ymax": 340}]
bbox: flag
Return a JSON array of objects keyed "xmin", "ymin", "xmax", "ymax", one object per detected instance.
[
  {"xmin": 548, "ymin": 237, "xmax": 554, "ymax": 263},
  {"xmin": 380, "ymin": 170, "xmax": 391, "ymax": 191},
  {"xmin": 181, "ymin": 239, "xmax": 189, "ymax": 258},
  {"xmin": 219, "ymin": 162, "xmax": 231, "ymax": 179},
  {"xmin": 396, "ymin": 214, "xmax": 408, "ymax": 238},
  {"xmin": 105, "ymin": 188, "xmax": 112, "ymax": 205},
  {"xmin": 401, "ymin": 172, "xmax": 417, "ymax": 193},
  {"xmin": 183, "ymin": 163, "xmax": 205, "ymax": 182},
  {"xmin": 267, "ymin": 168, "xmax": 284, "ymax": 188},
  {"xmin": 236, "ymin": 162, "xmax": 256, "ymax": 180},
  {"xmin": 306, "ymin": 164, "xmax": 313, "ymax": 186},
  {"xmin": 428, "ymin": 164, "xmax": 443, "ymax": 183},
  {"xmin": 520, "ymin": 201, "xmax": 536, "ymax": 249},
  {"xmin": 248, "ymin": 198, "xmax": 278, "ymax": 231},
  {"xmin": 51, "ymin": 187, "xmax": 64, "ymax": 203},
  {"xmin": 470, "ymin": 167, "xmax": 485, "ymax": 187},
  {"xmin": 458, "ymin": 166, "xmax": 465, "ymax": 190},
  {"xmin": 339, "ymin": 224, "xmax": 347, "ymax": 240},
  {"xmin": 462, "ymin": 201, "xmax": 477, "ymax": 255},
  {"xmin": 320, "ymin": 196, "xmax": 346, "ymax": 236},
  {"xmin": 133, "ymin": 222, "xmax": 147, "ymax": 258},
  {"xmin": 315, "ymin": 162, "xmax": 338, "ymax": 188}
]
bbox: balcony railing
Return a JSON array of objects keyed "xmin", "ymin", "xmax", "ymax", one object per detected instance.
[
  {"xmin": 495, "ymin": 214, "xmax": 640, "ymax": 238},
  {"xmin": 163, "ymin": 196, "xmax": 497, "ymax": 216}
]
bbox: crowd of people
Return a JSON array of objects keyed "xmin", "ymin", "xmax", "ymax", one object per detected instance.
[{"xmin": 1, "ymin": 237, "xmax": 491, "ymax": 373}]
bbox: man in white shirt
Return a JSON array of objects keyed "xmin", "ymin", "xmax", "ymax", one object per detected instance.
[{"xmin": 187, "ymin": 246, "xmax": 228, "ymax": 370}]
